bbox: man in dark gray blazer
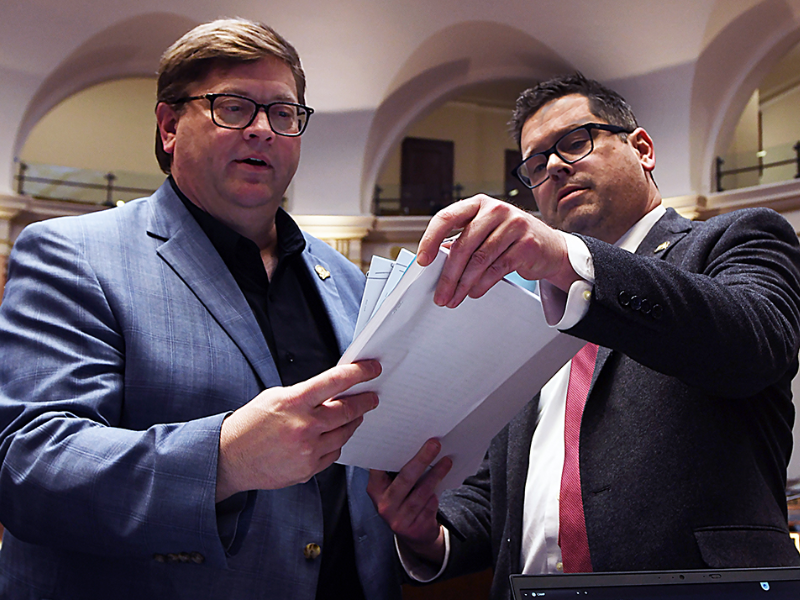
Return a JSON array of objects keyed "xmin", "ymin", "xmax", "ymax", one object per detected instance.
[
  {"xmin": 368, "ymin": 74, "xmax": 800, "ymax": 600},
  {"xmin": 0, "ymin": 18, "xmax": 400, "ymax": 600}
]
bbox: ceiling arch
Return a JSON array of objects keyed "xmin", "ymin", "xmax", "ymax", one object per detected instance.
[
  {"xmin": 13, "ymin": 12, "xmax": 198, "ymax": 163},
  {"xmin": 691, "ymin": 0, "xmax": 800, "ymax": 192}
]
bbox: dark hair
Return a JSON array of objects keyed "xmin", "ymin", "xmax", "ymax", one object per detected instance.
[
  {"xmin": 154, "ymin": 18, "xmax": 306, "ymax": 173},
  {"xmin": 510, "ymin": 72, "xmax": 638, "ymax": 146}
]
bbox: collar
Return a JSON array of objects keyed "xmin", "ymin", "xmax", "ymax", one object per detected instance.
[
  {"xmin": 168, "ymin": 176, "xmax": 306, "ymax": 263},
  {"xmin": 614, "ymin": 204, "xmax": 667, "ymax": 252}
]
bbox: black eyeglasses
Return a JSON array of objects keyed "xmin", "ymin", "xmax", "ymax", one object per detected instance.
[
  {"xmin": 513, "ymin": 123, "xmax": 633, "ymax": 189},
  {"xmin": 174, "ymin": 93, "xmax": 314, "ymax": 136}
]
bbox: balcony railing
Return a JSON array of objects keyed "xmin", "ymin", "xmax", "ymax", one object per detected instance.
[
  {"xmin": 15, "ymin": 161, "xmax": 162, "ymax": 206},
  {"xmin": 373, "ymin": 181, "xmax": 536, "ymax": 216},
  {"xmin": 716, "ymin": 141, "xmax": 800, "ymax": 192}
]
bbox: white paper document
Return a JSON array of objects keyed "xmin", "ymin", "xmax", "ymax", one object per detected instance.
[{"xmin": 336, "ymin": 249, "xmax": 583, "ymax": 490}]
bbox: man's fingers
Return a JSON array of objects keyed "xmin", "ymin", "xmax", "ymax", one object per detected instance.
[
  {"xmin": 390, "ymin": 454, "xmax": 453, "ymax": 538},
  {"xmin": 294, "ymin": 360, "xmax": 381, "ymax": 410},
  {"xmin": 321, "ymin": 392, "xmax": 378, "ymax": 433},
  {"xmin": 318, "ymin": 407, "xmax": 369, "ymax": 452},
  {"xmin": 389, "ymin": 439, "xmax": 443, "ymax": 498},
  {"xmin": 434, "ymin": 206, "xmax": 517, "ymax": 307},
  {"xmin": 441, "ymin": 220, "xmax": 518, "ymax": 307},
  {"xmin": 417, "ymin": 199, "xmax": 481, "ymax": 266},
  {"xmin": 367, "ymin": 469, "xmax": 393, "ymax": 501}
]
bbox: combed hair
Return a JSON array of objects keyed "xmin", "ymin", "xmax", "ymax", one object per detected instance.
[
  {"xmin": 509, "ymin": 72, "xmax": 638, "ymax": 146},
  {"xmin": 154, "ymin": 18, "xmax": 306, "ymax": 173}
]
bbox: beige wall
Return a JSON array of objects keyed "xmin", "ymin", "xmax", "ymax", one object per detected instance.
[
  {"xmin": 725, "ymin": 90, "xmax": 761, "ymax": 189},
  {"xmin": 376, "ymin": 101, "xmax": 518, "ymax": 199},
  {"xmin": 761, "ymin": 85, "xmax": 800, "ymax": 185},
  {"xmin": 20, "ymin": 78, "xmax": 162, "ymax": 178}
]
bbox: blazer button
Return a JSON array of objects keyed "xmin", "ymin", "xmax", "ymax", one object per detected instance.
[
  {"xmin": 640, "ymin": 298, "xmax": 651, "ymax": 314},
  {"xmin": 651, "ymin": 304, "xmax": 663, "ymax": 319},
  {"xmin": 630, "ymin": 296, "xmax": 642, "ymax": 311},
  {"xmin": 618, "ymin": 291, "xmax": 631, "ymax": 307},
  {"xmin": 304, "ymin": 543, "xmax": 321, "ymax": 560}
]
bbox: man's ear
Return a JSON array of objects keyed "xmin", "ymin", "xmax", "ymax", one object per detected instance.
[
  {"xmin": 155, "ymin": 102, "xmax": 180, "ymax": 156},
  {"xmin": 628, "ymin": 127, "xmax": 656, "ymax": 173}
]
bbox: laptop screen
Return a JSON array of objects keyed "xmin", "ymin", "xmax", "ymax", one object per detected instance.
[{"xmin": 510, "ymin": 567, "xmax": 800, "ymax": 599}]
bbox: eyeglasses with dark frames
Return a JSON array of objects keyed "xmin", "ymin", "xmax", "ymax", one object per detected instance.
[
  {"xmin": 174, "ymin": 93, "xmax": 314, "ymax": 136},
  {"xmin": 512, "ymin": 122, "xmax": 633, "ymax": 189}
]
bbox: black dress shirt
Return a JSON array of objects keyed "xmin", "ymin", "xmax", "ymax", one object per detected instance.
[{"xmin": 171, "ymin": 178, "xmax": 365, "ymax": 600}]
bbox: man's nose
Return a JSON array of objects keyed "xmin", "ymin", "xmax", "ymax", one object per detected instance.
[
  {"xmin": 546, "ymin": 151, "xmax": 573, "ymax": 179},
  {"xmin": 245, "ymin": 107, "xmax": 275, "ymax": 138}
]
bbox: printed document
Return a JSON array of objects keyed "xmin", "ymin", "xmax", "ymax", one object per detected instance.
[{"xmin": 336, "ymin": 248, "xmax": 582, "ymax": 490}]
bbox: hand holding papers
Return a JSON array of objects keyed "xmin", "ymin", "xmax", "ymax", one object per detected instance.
[{"xmin": 337, "ymin": 248, "xmax": 583, "ymax": 490}]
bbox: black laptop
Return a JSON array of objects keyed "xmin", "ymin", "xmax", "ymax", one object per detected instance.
[{"xmin": 510, "ymin": 567, "xmax": 800, "ymax": 599}]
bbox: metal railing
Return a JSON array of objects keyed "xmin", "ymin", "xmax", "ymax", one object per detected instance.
[
  {"xmin": 372, "ymin": 181, "xmax": 535, "ymax": 216},
  {"xmin": 15, "ymin": 161, "xmax": 161, "ymax": 206},
  {"xmin": 716, "ymin": 142, "xmax": 800, "ymax": 192}
]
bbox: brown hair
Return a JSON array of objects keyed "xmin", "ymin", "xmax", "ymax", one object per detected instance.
[
  {"xmin": 155, "ymin": 18, "xmax": 306, "ymax": 173},
  {"xmin": 509, "ymin": 72, "xmax": 638, "ymax": 147}
]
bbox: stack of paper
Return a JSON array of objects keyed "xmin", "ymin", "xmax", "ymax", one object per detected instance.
[{"xmin": 336, "ymin": 248, "xmax": 583, "ymax": 490}]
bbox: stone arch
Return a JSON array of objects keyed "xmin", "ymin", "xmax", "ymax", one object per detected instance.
[
  {"xmin": 12, "ymin": 13, "xmax": 197, "ymax": 167},
  {"xmin": 690, "ymin": 0, "xmax": 800, "ymax": 193},
  {"xmin": 360, "ymin": 21, "xmax": 572, "ymax": 214}
]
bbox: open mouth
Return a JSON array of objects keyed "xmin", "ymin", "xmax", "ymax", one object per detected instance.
[{"xmin": 240, "ymin": 158, "xmax": 268, "ymax": 167}]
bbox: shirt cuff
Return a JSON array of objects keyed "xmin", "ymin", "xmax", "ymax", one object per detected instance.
[
  {"xmin": 540, "ymin": 232, "xmax": 594, "ymax": 330},
  {"xmin": 396, "ymin": 527, "xmax": 451, "ymax": 583}
]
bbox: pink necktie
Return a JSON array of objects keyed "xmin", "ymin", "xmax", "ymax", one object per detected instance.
[{"xmin": 559, "ymin": 342, "xmax": 598, "ymax": 573}]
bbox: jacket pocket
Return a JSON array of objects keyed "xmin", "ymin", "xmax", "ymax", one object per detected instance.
[{"xmin": 694, "ymin": 526, "xmax": 800, "ymax": 568}]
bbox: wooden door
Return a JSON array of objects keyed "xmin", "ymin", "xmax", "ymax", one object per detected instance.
[{"xmin": 401, "ymin": 137, "xmax": 455, "ymax": 215}]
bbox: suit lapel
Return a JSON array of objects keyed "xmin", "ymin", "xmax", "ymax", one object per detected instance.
[
  {"xmin": 635, "ymin": 207, "xmax": 692, "ymax": 260},
  {"xmin": 146, "ymin": 183, "xmax": 281, "ymax": 387}
]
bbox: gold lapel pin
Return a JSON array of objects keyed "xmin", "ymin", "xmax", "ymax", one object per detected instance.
[
  {"xmin": 654, "ymin": 241, "xmax": 671, "ymax": 253},
  {"xmin": 314, "ymin": 264, "xmax": 331, "ymax": 280}
]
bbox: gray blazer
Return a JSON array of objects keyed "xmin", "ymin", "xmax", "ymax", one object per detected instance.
[
  {"xmin": 0, "ymin": 182, "xmax": 401, "ymax": 599},
  {"xmin": 440, "ymin": 207, "xmax": 800, "ymax": 600}
]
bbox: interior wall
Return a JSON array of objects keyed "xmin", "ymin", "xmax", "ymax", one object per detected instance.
[
  {"xmin": 20, "ymin": 78, "xmax": 161, "ymax": 177},
  {"xmin": 290, "ymin": 109, "xmax": 374, "ymax": 215},
  {"xmin": 761, "ymin": 85, "xmax": 800, "ymax": 185},
  {"xmin": 725, "ymin": 90, "xmax": 761, "ymax": 189},
  {"xmin": 608, "ymin": 61, "xmax": 696, "ymax": 198},
  {"xmin": 376, "ymin": 101, "xmax": 519, "ymax": 200}
]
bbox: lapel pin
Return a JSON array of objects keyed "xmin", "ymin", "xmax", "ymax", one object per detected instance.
[
  {"xmin": 654, "ymin": 241, "xmax": 671, "ymax": 253},
  {"xmin": 314, "ymin": 264, "xmax": 331, "ymax": 280}
]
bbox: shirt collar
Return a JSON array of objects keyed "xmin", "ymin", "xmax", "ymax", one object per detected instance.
[
  {"xmin": 614, "ymin": 204, "xmax": 667, "ymax": 253},
  {"xmin": 169, "ymin": 176, "xmax": 306, "ymax": 263}
]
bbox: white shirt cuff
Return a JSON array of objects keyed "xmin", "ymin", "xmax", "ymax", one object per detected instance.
[
  {"xmin": 396, "ymin": 527, "xmax": 451, "ymax": 583},
  {"xmin": 540, "ymin": 232, "xmax": 594, "ymax": 330}
]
